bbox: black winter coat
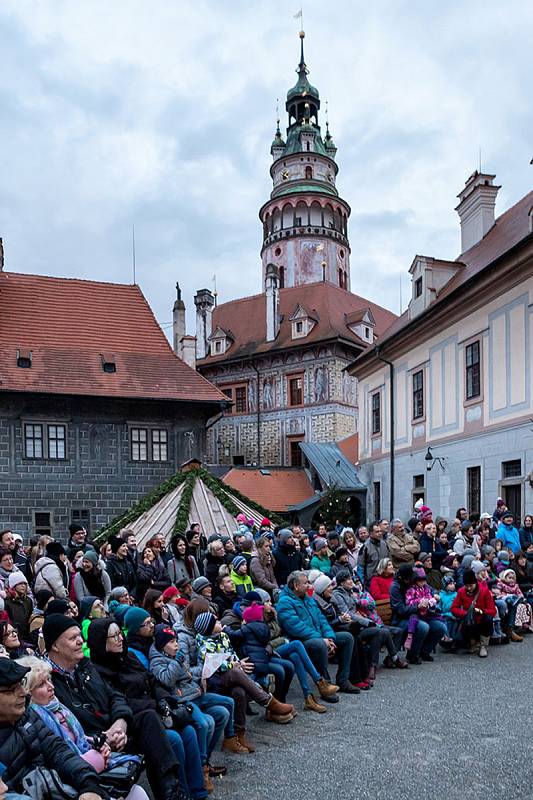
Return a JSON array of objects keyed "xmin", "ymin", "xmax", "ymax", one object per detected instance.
[
  {"xmin": 51, "ymin": 657, "xmax": 133, "ymax": 736},
  {"xmin": 0, "ymin": 708, "xmax": 106, "ymax": 796},
  {"xmin": 106, "ymin": 554, "xmax": 137, "ymax": 594},
  {"xmin": 233, "ymin": 621, "xmax": 272, "ymax": 671},
  {"xmin": 204, "ymin": 554, "xmax": 226, "ymax": 587},
  {"xmin": 273, "ymin": 544, "xmax": 302, "ymax": 586},
  {"xmin": 93, "ymin": 651, "xmax": 170, "ymax": 714}
]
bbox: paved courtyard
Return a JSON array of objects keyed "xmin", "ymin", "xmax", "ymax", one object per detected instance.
[{"xmin": 211, "ymin": 639, "xmax": 533, "ymax": 800}]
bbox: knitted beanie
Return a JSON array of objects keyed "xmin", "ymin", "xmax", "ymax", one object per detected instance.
[
  {"xmin": 81, "ymin": 550, "xmax": 99, "ymax": 566},
  {"xmin": 242, "ymin": 604, "xmax": 264, "ymax": 624},
  {"xmin": 46, "ymin": 541, "xmax": 65, "ymax": 559},
  {"xmin": 108, "ymin": 601, "xmax": 130, "ymax": 626},
  {"xmin": 43, "ymin": 614, "xmax": 80, "ymax": 652},
  {"xmin": 471, "ymin": 560, "xmax": 486, "ymax": 575},
  {"xmin": 278, "ymin": 529, "xmax": 293, "ymax": 544},
  {"xmin": 313, "ymin": 537, "xmax": 327, "ymax": 552},
  {"xmin": 154, "ymin": 623, "xmax": 177, "ymax": 652},
  {"xmin": 45, "ymin": 599, "xmax": 70, "ymax": 616},
  {"xmin": 313, "ymin": 574, "xmax": 332, "ymax": 596},
  {"xmin": 79, "ymin": 596, "xmax": 99, "ymax": 620},
  {"xmin": 191, "ymin": 577, "xmax": 211, "ymax": 594},
  {"xmin": 232, "ymin": 555, "xmax": 247, "ymax": 572},
  {"xmin": 162, "ymin": 586, "xmax": 179, "ymax": 602},
  {"xmin": 253, "ymin": 588, "xmax": 271, "ymax": 604},
  {"xmin": 241, "ymin": 590, "xmax": 262, "ymax": 606},
  {"xmin": 8, "ymin": 571, "xmax": 28, "ymax": 589},
  {"xmin": 194, "ymin": 611, "xmax": 217, "ymax": 636},
  {"xmin": 109, "ymin": 586, "xmax": 129, "ymax": 601},
  {"xmin": 124, "ymin": 606, "xmax": 150, "ymax": 635}
]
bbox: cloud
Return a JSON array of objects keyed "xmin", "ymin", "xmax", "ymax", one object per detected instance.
[{"xmin": 0, "ymin": 0, "xmax": 531, "ymax": 337}]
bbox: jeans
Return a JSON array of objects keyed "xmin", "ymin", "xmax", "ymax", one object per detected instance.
[
  {"xmin": 303, "ymin": 632, "xmax": 354, "ymax": 685},
  {"xmin": 195, "ymin": 691, "xmax": 235, "ymax": 741},
  {"xmin": 254, "ymin": 657, "xmax": 295, "ymax": 702},
  {"xmin": 396, "ymin": 617, "xmax": 448, "ymax": 657},
  {"xmin": 275, "ymin": 639, "xmax": 321, "ymax": 697},
  {"xmin": 187, "ymin": 704, "xmax": 215, "ymax": 765},
  {"xmin": 166, "ymin": 726, "xmax": 207, "ymax": 800}
]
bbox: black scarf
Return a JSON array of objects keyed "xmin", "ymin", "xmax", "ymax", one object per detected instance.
[{"xmin": 79, "ymin": 567, "xmax": 105, "ymax": 599}]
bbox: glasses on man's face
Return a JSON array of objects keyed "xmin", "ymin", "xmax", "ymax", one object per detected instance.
[
  {"xmin": 141, "ymin": 618, "xmax": 154, "ymax": 628},
  {"xmin": 0, "ymin": 683, "xmax": 25, "ymax": 695},
  {"xmin": 107, "ymin": 631, "xmax": 123, "ymax": 642}
]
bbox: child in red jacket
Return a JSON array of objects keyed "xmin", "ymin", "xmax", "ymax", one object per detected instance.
[{"xmin": 451, "ymin": 568, "xmax": 496, "ymax": 657}]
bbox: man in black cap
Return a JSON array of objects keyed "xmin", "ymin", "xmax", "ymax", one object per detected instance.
[{"xmin": 0, "ymin": 658, "xmax": 105, "ymax": 800}]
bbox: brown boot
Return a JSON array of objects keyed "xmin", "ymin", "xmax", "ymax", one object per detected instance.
[
  {"xmin": 265, "ymin": 709, "xmax": 294, "ymax": 724},
  {"xmin": 203, "ymin": 765, "xmax": 214, "ymax": 794},
  {"xmin": 266, "ymin": 695, "xmax": 295, "ymax": 717},
  {"xmin": 304, "ymin": 694, "xmax": 327, "ymax": 713},
  {"xmin": 510, "ymin": 629, "xmax": 524, "ymax": 642},
  {"xmin": 316, "ymin": 677, "xmax": 339, "ymax": 697},
  {"xmin": 222, "ymin": 735, "xmax": 249, "ymax": 754},
  {"xmin": 236, "ymin": 730, "xmax": 256, "ymax": 753}
]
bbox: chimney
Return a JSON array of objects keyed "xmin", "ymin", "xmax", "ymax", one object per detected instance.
[
  {"xmin": 180, "ymin": 335, "xmax": 197, "ymax": 370},
  {"xmin": 173, "ymin": 282, "xmax": 186, "ymax": 356},
  {"xmin": 265, "ymin": 263, "xmax": 280, "ymax": 342},
  {"xmin": 0, "ymin": 238, "xmax": 4, "ymax": 271},
  {"xmin": 194, "ymin": 289, "xmax": 215, "ymax": 359},
  {"xmin": 455, "ymin": 171, "xmax": 500, "ymax": 253}
]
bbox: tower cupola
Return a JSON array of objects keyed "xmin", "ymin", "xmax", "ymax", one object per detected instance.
[{"xmin": 259, "ymin": 31, "xmax": 351, "ymax": 291}]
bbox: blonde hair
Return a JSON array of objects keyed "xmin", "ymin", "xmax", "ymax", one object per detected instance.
[{"xmin": 16, "ymin": 655, "xmax": 52, "ymax": 693}]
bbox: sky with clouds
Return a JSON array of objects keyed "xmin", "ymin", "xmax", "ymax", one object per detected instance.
[{"xmin": 1, "ymin": 0, "xmax": 532, "ymax": 338}]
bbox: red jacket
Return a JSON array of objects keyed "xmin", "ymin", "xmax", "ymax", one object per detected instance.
[
  {"xmin": 369, "ymin": 574, "xmax": 394, "ymax": 601},
  {"xmin": 451, "ymin": 581, "xmax": 496, "ymax": 619}
]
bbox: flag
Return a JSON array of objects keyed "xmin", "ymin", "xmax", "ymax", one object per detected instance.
[{"xmin": 293, "ymin": 9, "xmax": 302, "ymax": 18}]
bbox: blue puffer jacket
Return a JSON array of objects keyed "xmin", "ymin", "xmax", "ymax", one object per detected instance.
[
  {"xmin": 148, "ymin": 645, "xmax": 202, "ymax": 702},
  {"xmin": 276, "ymin": 585, "xmax": 335, "ymax": 641},
  {"xmin": 496, "ymin": 521, "xmax": 521, "ymax": 554},
  {"xmin": 231, "ymin": 621, "xmax": 272, "ymax": 672}
]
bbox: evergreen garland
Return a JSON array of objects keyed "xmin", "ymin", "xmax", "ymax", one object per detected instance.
[{"xmin": 95, "ymin": 466, "xmax": 283, "ymax": 544}]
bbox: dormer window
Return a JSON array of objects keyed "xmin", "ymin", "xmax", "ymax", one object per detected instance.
[
  {"xmin": 289, "ymin": 304, "xmax": 318, "ymax": 340},
  {"xmin": 16, "ymin": 349, "xmax": 32, "ymax": 369},
  {"xmin": 101, "ymin": 353, "xmax": 116, "ymax": 373},
  {"xmin": 208, "ymin": 326, "xmax": 234, "ymax": 357},
  {"xmin": 415, "ymin": 277, "xmax": 423, "ymax": 298},
  {"xmin": 345, "ymin": 308, "xmax": 375, "ymax": 342},
  {"xmin": 364, "ymin": 326, "xmax": 371, "ymax": 340}
]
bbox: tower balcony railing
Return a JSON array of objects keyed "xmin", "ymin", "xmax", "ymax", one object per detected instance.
[{"xmin": 262, "ymin": 224, "xmax": 349, "ymax": 249}]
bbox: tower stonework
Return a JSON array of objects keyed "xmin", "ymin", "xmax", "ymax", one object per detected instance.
[{"xmin": 259, "ymin": 32, "xmax": 351, "ymax": 292}]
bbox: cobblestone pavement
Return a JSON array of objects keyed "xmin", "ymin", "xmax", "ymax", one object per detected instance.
[{"xmin": 208, "ymin": 638, "xmax": 533, "ymax": 800}]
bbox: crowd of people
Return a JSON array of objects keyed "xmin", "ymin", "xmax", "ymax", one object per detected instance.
[{"xmin": 0, "ymin": 497, "xmax": 532, "ymax": 800}]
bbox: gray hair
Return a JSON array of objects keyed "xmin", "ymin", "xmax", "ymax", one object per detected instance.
[
  {"xmin": 16, "ymin": 655, "xmax": 52, "ymax": 693},
  {"xmin": 390, "ymin": 518, "xmax": 404, "ymax": 531},
  {"xmin": 376, "ymin": 558, "xmax": 393, "ymax": 576},
  {"xmin": 287, "ymin": 570, "xmax": 308, "ymax": 590},
  {"xmin": 207, "ymin": 539, "xmax": 223, "ymax": 555}
]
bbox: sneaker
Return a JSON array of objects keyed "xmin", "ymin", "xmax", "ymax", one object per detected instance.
[
  {"xmin": 337, "ymin": 681, "xmax": 361, "ymax": 694},
  {"xmin": 421, "ymin": 653, "xmax": 434, "ymax": 662},
  {"xmin": 304, "ymin": 694, "xmax": 327, "ymax": 713},
  {"xmin": 316, "ymin": 677, "xmax": 339, "ymax": 697}
]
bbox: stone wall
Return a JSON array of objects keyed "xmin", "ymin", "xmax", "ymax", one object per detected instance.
[{"xmin": 0, "ymin": 392, "xmax": 214, "ymax": 539}]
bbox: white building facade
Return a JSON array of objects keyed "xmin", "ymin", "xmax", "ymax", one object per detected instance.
[{"xmin": 350, "ymin": 173, "xmax": 533, "ymax": 523}]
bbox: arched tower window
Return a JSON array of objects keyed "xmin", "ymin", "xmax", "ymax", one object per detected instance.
[
  {"xmin": 305, "ymin": 166, "xmax": 313, "ymax": 180},
  {"xmin": 279, "ymin": 266, "xmax": 285, "ymax": 289}
]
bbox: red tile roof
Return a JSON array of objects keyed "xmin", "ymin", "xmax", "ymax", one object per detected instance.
[
  {"xmin": 222, "ymin": 468, "xmax": 314, "ymax": 512},
  {"xmin": 372, "ymin": 190, "xmax": 533, "ymax": 347},
  {"xmin": 337, "ymin": 433, "xmax": 359, "ymax": 464},
  {"xmin": 0, "ymin": 271, "xmax": 227, "ymax": 403},
  {"xmin": 198, "ymin": 281, "xmax": 397, "ymax": 364}
]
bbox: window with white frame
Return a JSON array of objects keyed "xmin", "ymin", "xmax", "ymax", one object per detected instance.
[
  {"xmin": 24, "ymin": 423, "xmax": 67, "ymax": 460},
  {"xmin": 151, "ymin": 429, "xmax": 168, "ymax": 462}
]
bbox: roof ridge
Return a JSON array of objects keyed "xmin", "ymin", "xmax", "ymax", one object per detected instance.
[{"xmin": 3, "ymin": 271, "xmax": 143, "ymax": 291}]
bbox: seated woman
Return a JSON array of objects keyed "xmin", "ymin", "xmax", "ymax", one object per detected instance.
[
  {"xmin": 79, "ymin": 595, "xmax": 107, "ymax": 655},
  {"xmin": 309, "ymin": 538, "xmax": 332, "ymax": 576},
  {"xmin": 254, "ymin": 588, "xmax": 338, "ymax": 713},
  {"xmin": 18, "ymin": 655, "xmax": 149, "ymax": 800},
  {"xmin": 331, "ymin": 570, "xmax": 408, "ymax": 682},
  {"xmin": 73, "ymin": 550, "xmax": 112, "ymax": 610},
  {"xmin": 150, "ymin": 623, "xmax": 243, "ymax": 766},
  {"xmin": 88, "ymin": 613, "xmax": 208, "ymax": 800},
  {"xmin": 369, "ymin": 559, "xmax": 395, "ymax": 600},
  {"xmin": 143, "ymin": 588, "xmax": 170, "ymax": 625},
  {"xmin": 451, "ymin": 568, "xmax": 496, "ymax": 657},
  {"xmin": 0, "ymin": 620, "xmax": 33, "ymax": 659}
]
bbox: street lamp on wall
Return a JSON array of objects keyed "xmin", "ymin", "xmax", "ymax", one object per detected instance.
[{"xmin": 425, "ymin": 446, "xmax": 445, "ymax": 472}]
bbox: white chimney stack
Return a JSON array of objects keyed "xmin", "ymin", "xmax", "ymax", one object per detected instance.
[
  {"xmin": 180, "ymin": 335, "xmax": 197, "ymax": 370},
  {"xmin": 455, "ymin": 171, "xmax": 500, "ymax": 253},
  {"xmin": 265, "ymin": 263, "xmax": 280, "ymax": 342},
  {"xmin": 194, "ymin": 289, "xmax": 215, "ymax": 359}
]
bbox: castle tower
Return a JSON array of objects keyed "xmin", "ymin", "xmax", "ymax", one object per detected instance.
[{"xmin": 259, "ymin": 31, "xmax": 351, "ymax": 291}]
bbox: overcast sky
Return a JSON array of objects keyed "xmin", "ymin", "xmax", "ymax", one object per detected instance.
[{"xmin": 1, "ymin": 0, "xmax": 532, "ymax": 338}]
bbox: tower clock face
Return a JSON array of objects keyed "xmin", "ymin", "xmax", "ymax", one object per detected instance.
[{"xmin": 282, "ymin": 170, "xmax": 289, "ymax": 180}]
